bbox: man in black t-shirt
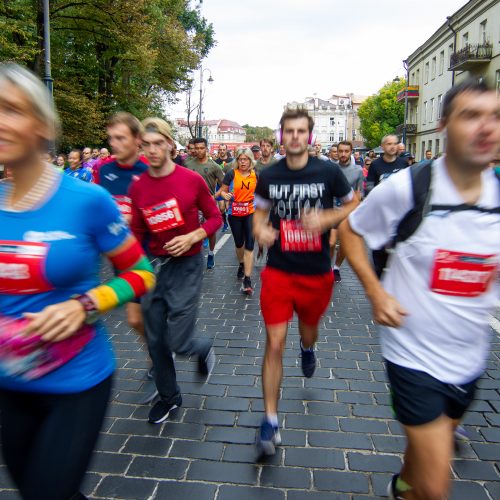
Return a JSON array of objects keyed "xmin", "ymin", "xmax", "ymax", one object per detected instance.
[
  {"xmin": 253, "ymin": 108, "xmax": 358, "ymax": 456},
  {"xmin": 366, "ymin": 134, "xmax": 409, "ymax": 277},
  {"xmin": 366, "ymin": 134, "xmax": 408, "ymax": 194}
]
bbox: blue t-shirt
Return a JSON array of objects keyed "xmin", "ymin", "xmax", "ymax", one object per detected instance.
[
  {"xmin": 64, "ymin": 166, "xmax": 93, "ymax": 183},
  {"xmin": 0, "ymin": 174, "xmax": 130, "ymax": 393},
  {"xmin": 97, "ymin": 159, "xmax": 148, "ymax": 196}
]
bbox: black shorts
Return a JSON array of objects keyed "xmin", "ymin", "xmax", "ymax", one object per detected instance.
[{"xmin": 386, "ymin": 360, "xmax": 478, "ymax": 426}]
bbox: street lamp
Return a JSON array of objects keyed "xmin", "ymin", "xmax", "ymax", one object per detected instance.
[
  {"xmin": 402, "ymin": 60, "xmax": 409, "ymax": 146},
  {"xmin": 197, "ymin": 66, "xmax": 214, "ymax": 138}
]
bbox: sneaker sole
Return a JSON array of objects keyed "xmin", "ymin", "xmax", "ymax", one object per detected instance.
[
  {"xmin": 148, "ymin": 404, "xmax": 178, "ymax": 424},
  {"xmin": 256, "ymin": 430, "xmax": 281, "ymax": 456}
]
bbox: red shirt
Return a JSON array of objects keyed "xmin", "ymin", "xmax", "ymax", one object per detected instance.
[{"xmin": 129, "ymin": 165, "xmax": 222, "ymax": 257}]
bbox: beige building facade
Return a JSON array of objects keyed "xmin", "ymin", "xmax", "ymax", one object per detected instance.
[{"xmin": 400, "ymin": 0, "xmax": 499, "ymax": 161}]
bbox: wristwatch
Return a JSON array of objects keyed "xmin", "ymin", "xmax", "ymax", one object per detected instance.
[{"xmin": 72, "ymin": 293, "xmax": 100, "ymax": 324}]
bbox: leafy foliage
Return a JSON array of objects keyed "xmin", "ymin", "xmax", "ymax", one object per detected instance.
[
  {"xmin": 358, "ymin": 79, "xmax": 405, "ymax": 149},
  {"xmin": 0, "ymin": 0, "xmax": 216, "ymax": 149},
  {"xmin": 242, "ymin": 124, "xmax": 275, "ymax": 143}
]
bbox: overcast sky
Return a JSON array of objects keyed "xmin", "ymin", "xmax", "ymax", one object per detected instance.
[{"xmin": 166, "ymin": 0, "xmax": 467, "ymax": 128}]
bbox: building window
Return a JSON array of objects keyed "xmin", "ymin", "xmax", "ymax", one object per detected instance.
[
  {"xmin": 423, "ymin": 101, "xmax": 427, "ymax": 124},
  {"xmin": 430, "ymin": 98, "xmax": 435, "ymax": 123},
  {"xmin": 421, "ymin": 141, "xmax": 425, "ymax": 160},
  {"xmin": 329, "ymin": 133, "xmax": 335, "ymax": 142},
  {"xmin": 462, "ymin": 32, "xmax": 468, "ymax": 48},
  {"xmin": 415, "ymin": 104, "xmax": 419, "ymax": 125},
  {"xmin": 424, "ymin": 62, "xmax": 429, "ymax": 84},
  {"xmin": 329, "ymin": 117, "xmax": 335, "ymax": 127},
  {"xmin": 448, "ymin": 43, "xmax": 454, "ymax": 69},
  {"xmin": 339, "ymin": 132, "xmax": 344, "ymax": 142},
  {"xmin": 439, "ymin": 51, "xmax": 444, "ymax": 75},
  {"xmin": 411, "ymin": 72, "xmax": 415, "ymax": 85},
  {"xmin": 437, "ymin": 95, "xmax": 442, "ymax": 119},
  {"xmin": 431, "ymin": 57, "xmax": 436, "ymax": 80},
  {"xmin": 416, "ymin": 69, "xmax": 420, "ymax": 84},
  {"xmin": 480, "ymin": 20, "xmax": 487, "ymax": 44},
  {"xmin": 428, "ymin": 140, "xmax": 433, "ymax": 156},
  {"xmin": 435, "ymin": 138, "xmax": 440, "ymax": 156}
]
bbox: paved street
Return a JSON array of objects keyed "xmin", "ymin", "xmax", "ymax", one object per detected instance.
[{"xmin": 0, "ymin": 232, "xmax": 499, "ymax": 499}]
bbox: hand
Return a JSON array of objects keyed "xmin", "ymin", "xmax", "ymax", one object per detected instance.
[
  {"xmin": 300, "ymin": 209, "xmax": 328, "ymax": 234},
  {"xmin": 23, "ymin": 300, "xmax": 86, "ymax": 342},
  {"xmin": 255, "ymin": 223, "xmax": 279, "ymax": 247},
  {"xmin": 221, "ymin": 191, "xmax": 233, "ymax": 201},
  {"xmin": 164, "ymin": 233, "xmax": 195, "ymax": 256},
  {"xmin": 370, "ymin": 290, "xmax": 408, "ymax": 327}
]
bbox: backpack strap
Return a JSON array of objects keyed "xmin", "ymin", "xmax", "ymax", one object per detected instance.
[{"xmin": 392, "ymin": 160, "xmax": 433, "ymax": 246}]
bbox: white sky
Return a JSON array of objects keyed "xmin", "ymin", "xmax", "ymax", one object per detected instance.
[{"xmin": 166, "ymin": 0, "xmax": 467, "ymax": 128}]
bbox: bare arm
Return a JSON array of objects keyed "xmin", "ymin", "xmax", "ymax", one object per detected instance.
[
  {"xmin": 338, "ymin": 218, "xmax": 407, "ymax": 327},
  {"xmin": 253, "ymin": 207, "xmax": 278, "ymax": 247}
]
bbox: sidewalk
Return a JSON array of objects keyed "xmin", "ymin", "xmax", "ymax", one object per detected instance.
[{"xmin": 0, "ymin": 233, "xmax": 498, "ymax": 499}]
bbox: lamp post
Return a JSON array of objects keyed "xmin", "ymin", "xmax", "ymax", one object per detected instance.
[
  {"xmin": 402, "ymin": 60, "xmax": 409, "ymax": 147},
  {"xmin": 197, "ymin": 65, "xmax": 214, "ymax": 138}
]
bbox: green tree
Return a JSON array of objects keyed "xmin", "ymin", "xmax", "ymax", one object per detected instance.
[
  {"xmin": 0, "ymin": 0, "xmax": 215, "ymax": 148},
  {"xmin": 242, "ymin": 124, "xmax": 275, "ymax": 143},
  {"xmin": 358, "ymin": 79, "xmax": 405, "ymax": 149}
]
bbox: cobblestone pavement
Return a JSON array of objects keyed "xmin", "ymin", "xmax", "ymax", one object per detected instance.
[{"xmin": 1, "ymin": 233, "xmax": 499, "ymax": 499}]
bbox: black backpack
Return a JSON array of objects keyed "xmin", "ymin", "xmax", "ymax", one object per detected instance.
[{"xmin": 392, "ymin": 160, "xmax": 500, "ymax": 247}]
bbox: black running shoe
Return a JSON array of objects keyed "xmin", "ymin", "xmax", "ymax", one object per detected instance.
[
  {"xmin": 387, "ymin": 474, "xmax": 404, "ymax": 500},
  {"xmin": 333, "ymin": 268, "xmax": 341, "ymax": 282},
  {"xmin": 198, "ymin": 347, "xmax": 216, "ymax": 377},
  {"xmin": 241, "ymin": 276, "xmax": 253, "ymax": 295},
  {"xmin": 148, "ymin": 399, "xmax": 181, "ymax": 424},
  {"xmin": 237, "ymin": 263, "xmax": 244, "ymax": 280},
  {"xmin": 301, "ymin": 346, "xmax": 316, "ymax": 378}
]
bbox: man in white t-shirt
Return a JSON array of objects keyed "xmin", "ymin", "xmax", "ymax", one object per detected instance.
[{"xmin": 339, "ymin": 79, "xmax": 500, "ymax": 500}]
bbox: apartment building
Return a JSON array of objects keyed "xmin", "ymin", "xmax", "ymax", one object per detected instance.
[{"xmin": 399, "ymin": 0, "xmax": 499, "ymax": 160}]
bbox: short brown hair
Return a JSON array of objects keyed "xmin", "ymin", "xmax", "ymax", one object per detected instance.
[
  {"xmin": 106, "ymin": 112, "xmax": 144, "ymax": 138},
  {"xmin": 260, "ymin": 138, "xmax": 274, "ymax": 148},
  {"xmin": 338, "ymin": 140, "xmax": 353, "ymax": 151},
  {"xmin": 279, "ymin": 107, "xmax": 314, "ymax": 134}
]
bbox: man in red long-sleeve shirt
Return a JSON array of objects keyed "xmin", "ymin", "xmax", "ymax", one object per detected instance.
[{"xmin": 129, "ymin": 117, "xmax": 222, "ymax": 424}]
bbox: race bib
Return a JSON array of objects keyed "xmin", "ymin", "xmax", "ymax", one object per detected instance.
[
  {"xmin": 232, "ymin": 201, "xmax": 250, "ymax": 216},
  {"xmin": 0, "ymin": 241, "xmax": 53, "ymax": 294},
  {"xmin": 0, "ymin": 315, "xmax": 94, "ymax": 380},
  {"xmin": 280, "ymin": 220, "xmax": 322, "ymax": 252},
  {"xmin": 113, "ymin": 195, "xmax": 132, "ymax": 216},
  {"xmin": 142, "ymin": 198, "xmax": 185, "ymax": 233},
  {"xmin": 430, "ymin": 249, "xmax": 497, "ymax": 297}
]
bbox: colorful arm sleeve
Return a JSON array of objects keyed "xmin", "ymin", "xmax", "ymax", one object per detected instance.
[{"xmin": 87, "ymin": 238, "xmax": 155, "ymax": 313}]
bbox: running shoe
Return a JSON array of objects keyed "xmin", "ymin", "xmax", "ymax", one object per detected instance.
[
  {"xmin": 301, "ymin": 345, "xmax": 316, "ymax": 378},
  {"xmin": 237, "ymin": 263, "xmax": 244, "ymax": 280},
  {"xmin": 386, "ymin": 474, "xmax": 404, "ymax": 500},
  {"xmin": 148, "ymin": 399, "xmax": 181, "ymax": 424},
  {"xmin": 222, "ymin": 222, "xmax": 229, "ymax": 233},
  {"xmin": 241, "ymin": 276, "xmax": 253, "ymax": 295},
  {"xmin": 454, "ymin": 424, "xmax": 469, "ymax": 442},
  {"xmin": 256, "ymin": 419, "xmax": 281, "ymax": 456},
  {"xmin": 333, "ymin": 268, "xmax": 341, "ymax": 283},
  {"xmin": 203, "ymin": 238, "xmax": 209, "ymax": 248},
  {"xmin": 198, "ymin": 347, "xmax": 216, "ymax": 377},
  {"xmin": 207, "ymin": 254, "xmax": 215, "ymax": 269}
]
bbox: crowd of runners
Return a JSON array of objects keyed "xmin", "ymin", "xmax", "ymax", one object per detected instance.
[{"xmin": 0, "ymin": 62, "xmax": 499, "ymax": 500}]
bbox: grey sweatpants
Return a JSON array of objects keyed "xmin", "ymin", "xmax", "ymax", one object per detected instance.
[{"xmin": 142, "ymin": 253, "xmax": 211, "ymax": 404}]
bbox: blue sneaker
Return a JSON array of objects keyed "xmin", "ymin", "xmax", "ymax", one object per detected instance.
[
  {"xmin": 203, "ymin": 238, "xmax": 209, "ymax": 248},
  {"xmin": 301, "ymin": 345, "xmax": 316, "ymax": 378},
  {"xmin": 207, "ymin": 254, "xmax": 215, "ymax": 269},
  {"xmin": 256, "ymin": 419, "xmax": 281, "ymax": 456},
  {"xmin": 222, "ymin": 222, "xmax": 229, "ymax": 233}
]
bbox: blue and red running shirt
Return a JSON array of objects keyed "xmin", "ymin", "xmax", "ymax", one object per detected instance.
[
  {"xmin": 96, "ymin": 158, "xmax": 149, "ymax": 218},
  {"xmin": 0, "ymin": 175, "xmax": 131, "ymax": 394}
]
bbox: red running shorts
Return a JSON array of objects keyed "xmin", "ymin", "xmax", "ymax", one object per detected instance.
[{"xmin": 260, "ymin": 266, "xmax": 334, "ymax": 327}]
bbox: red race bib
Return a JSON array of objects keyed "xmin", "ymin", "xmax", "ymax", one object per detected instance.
[
  {"xmin": 113, "ymin": 195, "xmax": 132, "ymax": 216},
  {"xmin": 0, "ymin": 241, "xmax": 53, "ymax": 295},
  {"xmin": 142, "ymin": 198, "xmax": 185, "ymax": 233},
  {"xmin": 280, "ymin": 220, "xmax": 322, "ymax": 252},
  {"xmin": 232, "ymin": 201, "xmax": 250, "ymax": 216},
  {"xmin": 430, "ymin": 249, "xmax": 497, "ymax": 297}
]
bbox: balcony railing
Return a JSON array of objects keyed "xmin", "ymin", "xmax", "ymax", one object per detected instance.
[
  {"xmin": 449, "ymin": 42, "xmax": 492, "ymax": 71},
  {"xmin": 396, "ymin": 85, "xmax": 419, "ymax": 103},
  {"xmin": 395, "ymin": 123, "xmax": 417, "ymax": 136}
]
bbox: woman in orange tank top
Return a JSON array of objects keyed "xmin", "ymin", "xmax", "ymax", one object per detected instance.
[{"xmin": 216, "ymin": 148, "xmax": 258, "ymax": 295}]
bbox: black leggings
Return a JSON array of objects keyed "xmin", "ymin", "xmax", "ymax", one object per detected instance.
[
  {"xmin": 0, "ymin": 376, "xmax": 112, "ymax": 500},
  {"xmin": 228, "ymin": 213, "xmax": 254, "ymax": 251}
]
